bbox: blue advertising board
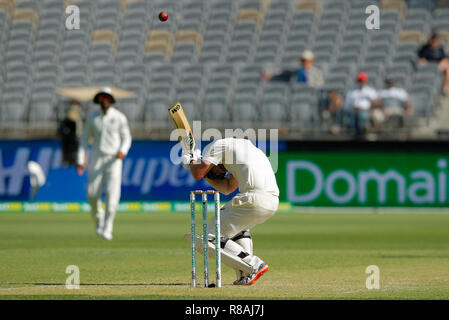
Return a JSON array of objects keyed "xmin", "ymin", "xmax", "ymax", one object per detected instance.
[
  {"xmin": 0, "ymin": 140, "xmax": 61, "ymax": 201},
  {"xmin": 118, "ymin": 140, "xmax": 213, "ymax": 201},
  {"xmin": 0, "ymin": 139, "xmax": 284, "ymax": 202}
]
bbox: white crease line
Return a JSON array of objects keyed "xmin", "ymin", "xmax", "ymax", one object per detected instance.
[{"xmin": 0, "ymin": 285, "xmax": 61, "ymax": 291}]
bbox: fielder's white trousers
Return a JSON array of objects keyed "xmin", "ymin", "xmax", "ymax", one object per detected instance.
[{"xmin": 87, "ymin": 153, "xmax": 122, "ymax": 236}]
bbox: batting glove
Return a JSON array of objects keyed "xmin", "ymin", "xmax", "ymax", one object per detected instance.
[
  {"xmin": 191, "ymin": 149, "xmax": 202, "ymax": 163},
  {"xmin": 181, "ymin": 149, "xmax": 202, "ymax": 169}
]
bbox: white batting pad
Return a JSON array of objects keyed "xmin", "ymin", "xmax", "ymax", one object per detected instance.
[{"xmin": 184, "ymin": 233, "xmax": 253, "ymax": 274}]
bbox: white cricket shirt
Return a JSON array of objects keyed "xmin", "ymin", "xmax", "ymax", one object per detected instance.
[
  {"xmin": 377, "ymin": 87, "xmax": 409, "ymax": 104},
  {"xmin": 77, "ymin": 107, "xmax": 132, "ymax": 164},
  {"xmin": 344, "ymin": 85, "xmax": 378, "ymax": 111},
  {"xmin": 202, "ymin": 138, "xmax": 280, "ymax": 197}
]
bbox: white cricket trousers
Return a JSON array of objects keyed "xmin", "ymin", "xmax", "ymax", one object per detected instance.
[
  {"xmin": 87, "ymin": 153, "xmax": 122, "ymax": 235},
  {"xmin": 207, "ymin": 191, "xmax": 279, "ymax": 239},
  {"xmin": 207, "ymin": 191, "xmax": 278, "ymax": 276}
]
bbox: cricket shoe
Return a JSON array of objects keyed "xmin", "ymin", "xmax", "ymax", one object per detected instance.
[
  {"xmin": 233, "ymin": 270, "xmax": 245, "ymax": 285},
  {"xmin": 233, "ymin": 276, "xmax": 248, "ymax": 285},
  {"xmin": 243, "ymin": 263, "xmax": 269, "ymax": 286},
  {"xmin": 233, "ymin": 263, "xmax": 269, "ymax": 286},
  {"xmin": 95, "ymin": 224, "xmax": 103, "ymax": 237},
  {"xmin": 101, "ymin": 231, "xmax": 113, "ymax": 240},
  {"xmin": 233, "ymin": 270, "xmax": 248, "ymax": 285}
]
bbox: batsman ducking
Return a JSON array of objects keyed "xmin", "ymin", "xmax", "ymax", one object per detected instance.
[{"xmin": 169, "ymin": 103, "xmax": 279, "ymax": 287}]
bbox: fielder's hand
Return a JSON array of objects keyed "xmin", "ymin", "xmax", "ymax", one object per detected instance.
[
  {"xmin": 116, "ymin": 151, "xmax": 125, "ymax": 159},
  {"xmin": 181, "ymin": 149, "xmax": 202, "ymax": 170}
]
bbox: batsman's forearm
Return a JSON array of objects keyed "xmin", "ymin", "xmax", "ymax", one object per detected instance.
[{"xmin": 204, "ymin": 177, "xmax": 232, "ymax": 195}]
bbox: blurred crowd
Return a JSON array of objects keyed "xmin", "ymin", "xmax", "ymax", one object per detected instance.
[{"xmin": 264, "ymin": 33, "xmax": 449, "ymax": 137}]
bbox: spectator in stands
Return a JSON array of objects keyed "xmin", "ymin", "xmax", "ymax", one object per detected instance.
[
  {"xmin": 342, "ymin": 72, "xmax": 378, "ymax": 137},
  {"xmin": 262, "ymin": 50, "xmax": 324, "ymax": 88},
  {"xmin": 319, "ymin": 90, "xmax": 345, "ymax": 135},
  {"xmin": 418, "ymin": 33, "xmax": 449, "ymax": 94},
  {"xmin": 374, "ymin": 78, "xmax": 412, "ymax": 129}
]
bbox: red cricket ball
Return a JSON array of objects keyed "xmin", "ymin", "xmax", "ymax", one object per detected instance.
[{"xmin": 159, "ymin": 11, "xmax": 168, "ymax": 22}]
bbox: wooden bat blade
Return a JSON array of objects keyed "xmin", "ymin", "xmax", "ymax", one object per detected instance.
[{"xmin": 168, "ymin": 102, "xmax": 195, "ymax": 152}]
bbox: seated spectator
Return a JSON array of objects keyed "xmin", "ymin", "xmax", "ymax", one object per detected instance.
[
  {"xmin": 342, "ymin": 72, "xmax": 378, "ymax": 137},
  {"xmin": 319, "ymin": 89, "xmax": 344, "ymax": 134},
  {"xmin": 262, "ymin": 50, "xmax": 324, "ymax": 88},
  {"xmin": 374, "ymin": 78, "xmax": 412, "ymax": 129},
  {"xmin": 418, "ymin": 33, "xmax": 449, "ymax": 94}
]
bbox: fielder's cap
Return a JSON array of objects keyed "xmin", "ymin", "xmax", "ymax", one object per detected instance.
[
  {"xmin": 93, "ymin": 87, "xmax": 116, "ymax": 104},
  {"xmin": 301, "ymin": 50, "xmax": 315, "ymax": 60},
  {"xmin": 357, "ymin": 72, "xmax": 369, "ymax": 82}
]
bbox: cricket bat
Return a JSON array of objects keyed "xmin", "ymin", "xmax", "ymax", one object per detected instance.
[{"xmin": 168, "ymin": 102, "xmax": 195, "ymax": 153}]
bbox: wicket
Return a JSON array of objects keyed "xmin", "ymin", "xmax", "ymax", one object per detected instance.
[{"xmin": 190, "ymin": 190, "xmax": 221, "ymax": 288}]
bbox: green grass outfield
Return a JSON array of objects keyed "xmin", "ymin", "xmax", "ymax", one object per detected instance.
[{"xmin": 0, "ymin": 211, "xmax": 448, "ymax": 300}]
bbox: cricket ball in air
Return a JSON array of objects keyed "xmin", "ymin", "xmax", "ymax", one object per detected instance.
[{"xmin": 159, "ymin": 11, "xmax": 168, "ymax": 22}]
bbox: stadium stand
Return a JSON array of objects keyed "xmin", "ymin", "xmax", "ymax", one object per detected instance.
[{"xmin": 0, "ymin": 0, "xmax": 448, "ymax": 139}]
